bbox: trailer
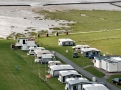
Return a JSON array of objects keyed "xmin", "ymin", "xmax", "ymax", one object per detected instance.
[
  {"xmin": 28, "ymin": 47, "xmax": 45, "ymax": 55},
  {"xmin": 65, "ymin": 78, "xmax": 109, "ymax": 90},
  {"xmin": 72, "ymin": 45, "xmax": 90, "ymax": 53},
  {"xmin": 58, "ymin": 38, "xmax": 75, "ymax": 46},
  {"xmin": 48, "ymin": 65, "xmax": 74, "ymax": 77},
  {"xmin": 81, "ymin": 48, "xmax": 100, "ymax": 58},
  {"xmin": 48, "ymin": 61, "xmax": 62, "ymax": 68},
  {"xmin": 58, "ymin": 70, "xmax": 82, "ymax": 83}
]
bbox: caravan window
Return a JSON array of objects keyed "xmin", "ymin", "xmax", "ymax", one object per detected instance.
[
  {"xmin": 86, "ymin": 52, "xmax": 89, "ymax": 56},
  {"xmin": 38, "ymin": 57, "xmax": 41, "ymax": 59},
  {"xmin": 73, "ymin": 85, "xmax": 78, "ymax": 90}
]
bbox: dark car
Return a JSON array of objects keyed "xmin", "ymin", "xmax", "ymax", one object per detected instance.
[
  {"xmin": 88, "ymin": 54, "xmax": 95, "ymax": 59},
  {"xmin": 73, "ymin": 52, "xmax": 78, "ymax": 58},
  {"xmin": 112, "ymin": 78, "xmax": 121, "ymax": 85}
]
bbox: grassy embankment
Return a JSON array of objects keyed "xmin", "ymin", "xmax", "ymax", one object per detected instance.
[{"xmin": 0, "ymin": 40, "xmax": 65, "ymax": 90}]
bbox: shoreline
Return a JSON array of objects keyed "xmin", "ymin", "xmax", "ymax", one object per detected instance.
[{"xmin": 0, "ymin": 0, "xmax": 121, "ymax": 38}]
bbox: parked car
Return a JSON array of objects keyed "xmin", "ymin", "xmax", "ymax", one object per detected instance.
[
  {"xmin": 88, "ymin": 54, "xmax": 95, "ymax": 59},
  {"xmin": 112, "ymin": 78, "xmax": 121, "ymax": 85},
  {"xmin": 73, "ymin": 52, "xmax": 78, "ymax": 58}
]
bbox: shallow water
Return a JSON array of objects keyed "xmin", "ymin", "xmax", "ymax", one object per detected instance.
[{"xmin": 0, "ymin": 0, "xmax": 121, "ymax": 38}]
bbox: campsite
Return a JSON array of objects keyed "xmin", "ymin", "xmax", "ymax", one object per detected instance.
[{"xmin": 1, "ymin": 2, "xmax": 121, "ymax": 90}]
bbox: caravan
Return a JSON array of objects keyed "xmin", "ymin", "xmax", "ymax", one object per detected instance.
[
  {"xmin": 58, "ymin": 38, "xmax": 75, "ymax": 46},
  {"xmin": 58, "ymin": 70, "xmax": 82, "ymax": 83},
  {"xmin": 15, "ymin": 37, "xmax": 37, "ymax": 51},
  {"xmin": 28, "ymin": 47, "xmax": 45, "ymax": 55},
  {"xmin": 72, "ymin": 45, "xmax": 90, "ymax": 53},
  {"xmin": 48, "ymin": 65, "xmax": 74, "ymax": 77},
  {"xmin": 65, "ymin": 78, "xmax": 109, "ymax": 90},
  {"xmin": 48, "ymin": 61, "xmax": 62, "ymax": 68},
  {"xmin": 34, "ymin": 50, "xmax": 53, "ymax": 63}
]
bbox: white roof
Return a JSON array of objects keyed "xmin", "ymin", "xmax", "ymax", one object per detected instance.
[
  {"xmin": 42, "ymin": 54, "xmax": 54, "ymax": 58},
  {"xmin": 29, "ymin": 47, "xmax": 45, "ymax": 50},
  {"xmin": 48, "ymin": 61, "xmax": 61, "ymax": 64},
  {"xmin": 81, "ymin": 48, "xmax": 100, "ymax": 52},
  {"xmin": 68, "ymin": 78, "xmax": 89, "ymax": 84},
  {"xmin": 59, "ymin": 70, "xmax": 80, "ymax": 76},
  {"xmin": 34, "ymin": 50, "xmax": 52, "ymax": 55},
  {"xmin": 58, "ymin": 38, "xmax": 74, "ymax": 42},
  {"xmin": 83, "ymin": 84, "xmax": 109, "ymax": 90},
  {"xmin": 110, "ymin": 57, "xmax": 121, "ymax": 61},
  {"xmin": 50, "ymin": 65, "xmax": 74, "ymax": 71},
  {"xmin": 73, "ymin": 45, "xmax": 90, "ymax": 48}
]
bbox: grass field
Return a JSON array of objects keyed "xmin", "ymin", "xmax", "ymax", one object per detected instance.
[
  {"xmin": 36, "ymin": 10, "xmax": 121, "ymax": 33},
  {"xmin": 0, "ymin": 40, "xmax": 66, "ymax": 90},
  {"xmin": 1, "ymin": 10, "xmax": 121, "ymax": 90}
]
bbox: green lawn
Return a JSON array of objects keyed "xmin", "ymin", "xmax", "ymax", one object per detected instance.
[
  {"xmin": 0, "ymin": 40, "xmax": 65, "ymax": 90},
  {"xmin": 36, "ymin": 10, "xmax": 121, "ymax": 33},
  {"xmin": 84, "ymin": 66, "xmax": 105, "ymax": 78}
]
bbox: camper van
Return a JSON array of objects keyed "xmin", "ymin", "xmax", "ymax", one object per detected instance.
[
  {"xmin": 48, "ymin": 65, "xmax": 74, "ymax": 77},
  {"xmin": 28, "ymin": 47, "xmax": 45, "ymax": 55},
  {"xmin": 72, "ymin": 45, "xmax": 90, "ymax": 53},
  {"xmin": 65, "ymin": 78, "xmax": 109, "ymax": 90},
  {"xmin": 15, "ymin": 37, "xmax": 35, "ymax": 48},
  {"xmin": 58, "ymin": 70, "xmax": 82, "ymax": 83},
  {"xmin": 58, "ymin": 38, "xmax": 75, "ymax": 46},
  {"xmin": 48, "ymin": 61, "xmax": 62, "ymax": 68}
]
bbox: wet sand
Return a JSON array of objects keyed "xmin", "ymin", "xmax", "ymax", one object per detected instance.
[{"xmin": 0, "ymin": 0, "xmax": 121, "ymax": 38}]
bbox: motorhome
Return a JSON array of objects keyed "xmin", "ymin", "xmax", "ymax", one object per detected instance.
[
  {"xmin": 28, "ymin": 47, "xmax": 45, "ymax": 55},
  {"xmin": 72, "ymin": 45, "xmax": 90, "ymax": 53},
  {"xmin": 58, "ymin": 38, "xmax": 75, "ymax": 46},
  {"xmin": 48, "ymin": 61, "xmax": 62, "ymax": 68},
  {"xmin": 15, "ymin": 37, "xmax": 36, "ymax": 48},
  {"xmin": 58, "ymin": 70, "xmax": 82, "ymax": 83},
  {"xmin": 48, "ymin": 65, "xmax": 74, "ymax": 77},
  {"xmin": 65, "ymin": 78, "xmax": 109, "ymax": 90}
]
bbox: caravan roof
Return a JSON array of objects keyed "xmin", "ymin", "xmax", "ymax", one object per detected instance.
[
  {"xmin": 59, "ymin": 70, "xmax": 80, "ymax": 76},
  {"xmin": 42, "ymin": 54, "xmax": 54, "ymax": 58},
  {"xmin": 50, "ymin": 65, "xmax": 74, "ymax": 71},
  {"xmin": 59, "ymin": 38, "xmax": 74, "ymax": 42},
  {"xmin": 83, "ymin": 84, "xmax": 109, "ymax": 90},
  {"xmin": 34, "ymin": 50, "xmax": 52, "ymax": 55},
  {"xmin": 68, "ymin": 78, "xmax": 89, "ymax": 85},
  {"xmin": 81, "ymin": 48, "xmax": 100, "ymax": 52}
]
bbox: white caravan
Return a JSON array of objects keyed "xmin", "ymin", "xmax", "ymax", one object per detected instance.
[
  {"xmin": 40, "ymin": 54, "xmax": 56, "ymax": 64},
  {"xmin": 48, "ymin": 61, "xmax": 62, "ymax": 68},
  {"xmin": 58, "ymin": 70, "xmax": 82, "ymax": 83},
  {"xmin": 81, "ymin": 48, "xmax": 100, "ymax": 57},
  {"xmin": 48, "ymin": 65, "xmax": 74, "ymax": 77},
  {"xmin": 28, "ymin": 47, "xmax": 45, "ymax": 55},
  {"xmin": 72, "ymin": 45, "xmax": 90, "ymax": 53},
  {"xmin": 34, "ymin": 50, "xmax": 52, "ymax": 63},
  {"xmin": 65, "ymin": 78, "xmax": 109, "ymax": 90},
  {"xmin": 58, "ymin": 38, "xmax": 75, "ymax": 46}
]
